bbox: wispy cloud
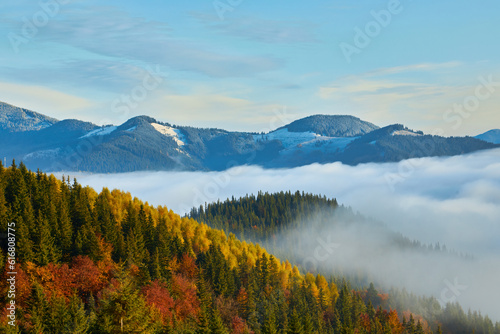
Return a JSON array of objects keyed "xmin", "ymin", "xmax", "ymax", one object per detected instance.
[
  {"xmin": 192, "ymin": 12, "xmax": 318, "ymax": 44},
  {"xmin": 4, "ymin": 5, "xmax": 283, "ymax": 78},
  {"xmin": 363, "ymin": 61, "xmax": 463, "ymax": 77},
  {"xmin": 317, "ymin": 63, "xmax": 500, "ymax": 134},
  {"xmin": 0, "ymin": 60, "xmax": 165, "ymax": 93},
  {"xmin": 0, "ymin": 81, "xmax": 94, "ymax": 119}
]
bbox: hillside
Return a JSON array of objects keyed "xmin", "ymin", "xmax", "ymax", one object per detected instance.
[
  {"xmin": 189, "ymin": 192, "xmax": 500, "ymax": 334},
  {"xmin": 476, "ymin": 129, "xmax": 500, "ymax": 144},
  {"xmin": 0, "ymin": 162, "xmax": 422, "ymax": 333},
  {"xmin": 0, "ymin": 101, "xmax": 58, "ymax": 132},
  {"xmin": 1, "ymin": 103, "xmax": 498, "ymax": 173},
  {"xmin": 278, "ymin": 114, "xmax": 379, "ymax": 137}
]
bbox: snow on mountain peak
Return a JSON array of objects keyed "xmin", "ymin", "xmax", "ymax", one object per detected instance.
[
  {"xmin": 79, "ymin": 125, "xmax": 117, "ymax": 139},
  {"xmin": 391, "ymin": 130, "xmax": 422, "ymax": 137},
  {"xmin": 151, "ymin": 123, "xmax": 185, "ymax": 146}
]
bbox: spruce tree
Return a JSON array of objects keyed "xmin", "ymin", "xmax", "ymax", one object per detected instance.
[
  {"xmin": 196, "ymin": 307, "xmax": 211, "ymax": 334},
  {"xmin": 287, "ymin": 309, "xmax": 303, "ymax": 334},
  {"xmin": 210, "ymin": 307, "xmax": 229, "ymax": 334},
  {"xmin": 66, "ymin": 294, "xmax": 90, "ymax": 334},
  {"xmin": 36, "ymin": 211, "xmax": 60, "ymax": 265},
  {"xmin": 94, "ymin": 267, "xmax": 155, "ymax": 333},
  {"xmin": 25, "ymin": 282, "xmax": 48, "ymax": 333},
  {"xmin": 262, "ymin": 305, "xmax": 278, "ymax": 334}
]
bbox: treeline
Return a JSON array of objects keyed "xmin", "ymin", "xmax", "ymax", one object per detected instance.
[
  {"xmin": 189, "ymin": 191, "xmax": 499, "ymax": 334},
  {"xmin": 189, "ymin": 191, "xmax": 468, "ymax": 258},
  {"xmin": 0, "ymin": 161, "xmax": 427, "ymax": 333}
]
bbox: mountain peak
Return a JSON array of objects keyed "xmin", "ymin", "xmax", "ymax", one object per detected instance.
[
  {"xmin": 117, "ymin": 115, "xmax": 157, "ymax": 130},
  {"xmin": 278, "ymin": 114, "xmax": 379, "ymax": 137},
  {"xmin": 476, "ymin": 129, "xmax": 500, "ymax": 144},
  {"xmin": 0, "ymin": 101, "xmax": 58, "ymax": 132}
]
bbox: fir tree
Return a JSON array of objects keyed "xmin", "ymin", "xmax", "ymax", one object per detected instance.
[
  {"xmin": 94, "ymin": 267, "xmax": 155, "ymax": 333},
  {"xmin": 196, "ymin": 307, "xmax": 211, "ymax": 334},
  {"xmin": 210, "ymin": 307, "xmax": 229, "ymax": 334},
  {"xmin": 66, "ymin": 294, "xmax": 90, "ymax": 334},
  {"xmin": 25, "ymin": 282, "xmax": 48, "ymax": 333},
  {"xmin": 288, "ymin": 309, "xmax": 304, "ymax": 334}
]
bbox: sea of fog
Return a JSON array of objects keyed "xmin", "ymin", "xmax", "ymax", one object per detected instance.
[{"xmin": 55, "ymin": 147, "xmax": 500, "ymax": 321}]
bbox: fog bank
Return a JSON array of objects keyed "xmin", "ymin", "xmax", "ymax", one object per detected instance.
[{"xmin": 59, "ymin": 148, "xmax": 500, "ymax": 320}]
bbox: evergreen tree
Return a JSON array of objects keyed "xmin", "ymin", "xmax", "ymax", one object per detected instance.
[
  {"xmin": 56, "ymin": 199, "xmax": 73, "ymax": 261},
  {"xmin": 262, "ymin": 305, "xmax": 278, "ymax": 334},
  {"xmin": 35, "ymin": 211, "xmax": 60, "ymax": 265},
  {"xmin": 210, "ymin": 307, "xmax": 229, "ymax": 334},
  {"xmin": 45, "ymin": 294, "xmax": 70, "ymax": 333},
  {"xmin": 302, "ymin": 312, "xmax": 314, "ymax": 334},
  {"xmin": 94, "ymin": 268, "xmax": 155, "ymax": 333},
  {"xmin": 288, "ymin": 309, "xmax": 303, "ymax": 334},
  {"xmin": 66, "ymin": 294, "xmax": 90, "ymax": 334},
  {"xmin": 25, "ymin": 282, "xmax": 48, "ymax": 333}
]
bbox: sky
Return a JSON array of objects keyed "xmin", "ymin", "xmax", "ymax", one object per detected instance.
[{"xmin": 1, "ymin": 0, "xmax": 500, "ymax": 135}]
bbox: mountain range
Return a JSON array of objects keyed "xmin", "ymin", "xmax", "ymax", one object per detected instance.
[{"xmin": 0, "ymin": 101, "xmax": 498, "ymax": 173}]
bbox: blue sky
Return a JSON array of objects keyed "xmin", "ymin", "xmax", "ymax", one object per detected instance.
[{"xmin": 1, "ymin": 0, "xmax": 499, "ymax": 135}]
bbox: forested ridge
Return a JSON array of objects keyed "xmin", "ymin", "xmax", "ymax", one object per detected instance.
[
  {"xmin": 0, "ymin": 161, "xmax": 497, "ymax": 333},
  {"xmin": 190, "ymin": 192, "xmax": 500, "ymax": 334}
]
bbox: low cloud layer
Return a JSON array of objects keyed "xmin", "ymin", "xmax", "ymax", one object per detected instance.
[{"xmin": 61, "ymin": 147, "xmax": 500, "ymax": 320}]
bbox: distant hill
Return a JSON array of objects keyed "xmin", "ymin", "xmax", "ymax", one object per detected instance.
[
  {"xmin": 476, "ymin": 129, "xmax": 500, "ymax": 144},
  {"xmin": 0, "ymin": 101, "xmax": 58, "ymax": 132},
  {"xmin": 279, "ymin": 114, "xmax": 379, "ymax": 137},
  {"xmin": 1, "ymin": 103, "xmax": 498, "ymax": 172}
]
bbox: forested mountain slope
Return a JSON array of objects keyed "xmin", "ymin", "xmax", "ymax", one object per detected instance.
[
  {"xmin": 0, "ymin": 161, "xmax": 437, "ymax": 333},
  {"xmin": 1, "ymin": 102, "xmax": 498, "ymax": 173},
  {"xmin": 190, "ymin": 192, "xmax": 500, "ymax": 334}
]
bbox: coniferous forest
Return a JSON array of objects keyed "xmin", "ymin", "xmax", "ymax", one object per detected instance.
[{"xmin": 0, "ymin": 161, "xmax": 499, "ymax": 333}]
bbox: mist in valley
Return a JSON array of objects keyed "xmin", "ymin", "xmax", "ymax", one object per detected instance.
[{"xmin": 60, "ymin": 147, "xmax": 500, "ymax": 321}]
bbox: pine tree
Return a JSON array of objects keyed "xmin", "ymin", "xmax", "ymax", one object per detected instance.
[
  {"xmin": 302, "ymin": 312, "xmax": 313, "ymax": 334},
  {"xmin": 66, "ymin": 294, "xmax": 90, "ymax": 334},
  {"xmin": 35, "ymin": 211, "xmax": 60, "ymax": 265},
  {"xmin": 366, "ymin": 283, "xmax": 380, "ymax": 307},
  {"xmin": 262, "ymin": 305, "xmax": 278, "ymax": 334},
  {"xmin": 57, "ymin": 199, "xmax": 73, "ymax": 261},
  {"xmin": 287, "ymin": 309, "xmax": 303, "ymax": 334},
  {"xmin": 197, "ymin": 275, "xmax": 213, "ymax": 309},
  {"xmin": 25, "ymin": 282, "xmax": 48, "ymax": 333},
  {"xmin": 210, "ymin": 307, "xmax": 229, "ymax": 334},
  {"xmin": 126, "ymin": 227, "xmax": 148, "ymax": 266},
  {"xmin": 45, "ymin": 294, "xmax": 70, "ymax": 333},
  {"xmin": 335, "ymin": 284, "xmax": 353, "ymax": 331},
  {"xmin": 94, "ymin": 267, "xmax": 155, "ymax": 333},
  {"xmin": 196, "ymin": 307, "xmax": 212, "ymax": 334},
  {"xmin": 0, "ymin": 187, "xmax": 9, "ymax": 236},
  {"xmin": 415, "ymin": 320, "xmax": 425, "ymax": 334}
]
